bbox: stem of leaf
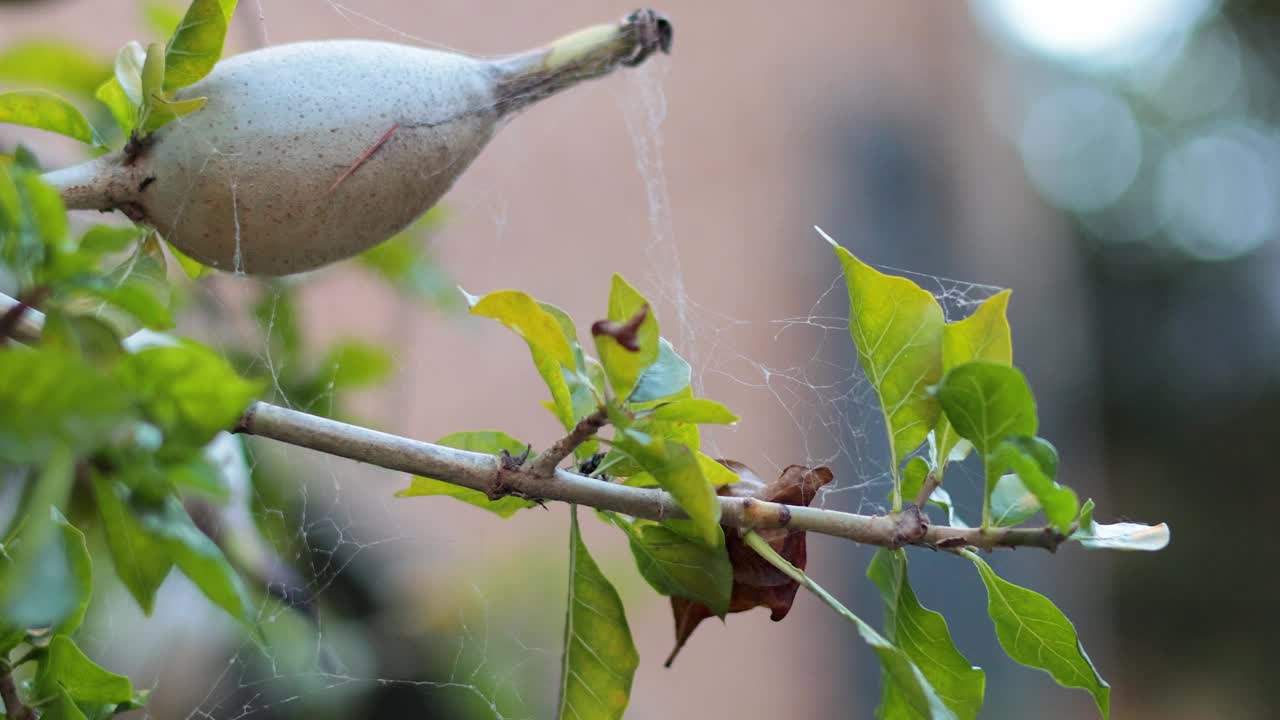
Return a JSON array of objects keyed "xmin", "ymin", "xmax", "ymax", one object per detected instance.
[
  {"xmin": 981, "ymin": 462, "xmax": 998, "ymax": 530},
  {"xmin": 743, "ymin": 530, "xmax": 875, "ymax": 633}
]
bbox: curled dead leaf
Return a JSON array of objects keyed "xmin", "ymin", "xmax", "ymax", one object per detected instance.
[
  {"xmin": 590, "ymin": 303, "xmax": 649, "ymax": 352},
  {"xmin": 665, "ymin": 461, "xmax": 834, "ymax": 666}
]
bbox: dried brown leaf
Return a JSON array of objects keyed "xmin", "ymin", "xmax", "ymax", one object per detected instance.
[{"xmin": 665, "ymin": 462, "xmax": 834, "ymax": 666}]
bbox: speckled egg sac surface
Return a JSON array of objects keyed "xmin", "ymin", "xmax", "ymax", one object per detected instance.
[{"xmin": 139, "ymin": 41, "xmax": 502, "ymax": 275}]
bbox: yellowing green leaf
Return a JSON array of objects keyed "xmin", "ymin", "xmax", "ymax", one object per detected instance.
[
  {"xmin": 163, "ymin": 0, "xmax": 230, "ymax": 92},
  {"xmin": 616, "ymin": 430, "xmax": 722, "ymax": 548},
  {"xmin": 96, "ymin": 76, "xmax": 138, "ymax": 137},
  {"xmin": 650, "ymin": 398, "xmax": 738, "ymax": 425},
  {"xmin": 936, "ymin": 290, "xmax": 1012, "ymax": 472},
  {"xmin": 164, "ymin": 236, "xmax": 209, "ymax": 278},
  {"xmin": 396, "ymin": 431, "xmax": 536, "ymax": 517},
  {"xmin": 595, "ymin": 274, "xmax": 659, "ymax": 400},
  {"xmin": 967, "ymin": 553, "xmax": 1110, "ymax": 718},
  {"xmin": 826, "ymin": 233, "xmax": 943, "ymax": 483},
  {"xmin": 471, "ymin": 289, "xmax": 575, "ymax": 368},
  {"xmin": 697, "ymin": 452, "xmax": 739, "ymax": 486},
  {"xmin": 558, "ymin": 509, "xmax": 638, "ymax": 720},
  {"xmin": 141, "ymin": 93, "xmax": 207, "ymax": 132},
  {"xmin": 869, "ymin": 549, "xmax": 984, "ymax": 720},
  {"xmin": 0, "ymin": 90, "xmax": 102, "ymax": 146}
]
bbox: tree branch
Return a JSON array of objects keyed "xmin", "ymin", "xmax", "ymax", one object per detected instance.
[
  {"xmin": 527, "ymin": 407, "xmax": 609, "ymax": 478},
  {"xmin": 0, "ymin": 290, "xmax": 1066, "ymax": 552},
  {"xmin": 0, "ymin": 661, "xmax": 35, "ymax": 720},
  {"xmin": 235, "ymin": 401, "xmax": 1067, "ymax": 552}
]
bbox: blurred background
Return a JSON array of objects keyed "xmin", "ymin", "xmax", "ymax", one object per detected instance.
[{"xmin": 2, "ymin": 0, "xmax": 1273, "ymax": 717}]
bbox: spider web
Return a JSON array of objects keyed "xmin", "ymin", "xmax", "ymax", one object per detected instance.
[{"xmin": 70, "ymin": 4, "xmax": 1004, "ymax": 718}]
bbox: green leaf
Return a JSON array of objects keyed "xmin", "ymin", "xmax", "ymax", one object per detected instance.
[
  {"xmin": 41, "ymin": 311, "xmax": 125, "ymax": 365},
  {"xmin": 38, "ymin": 636, "xmax": 134, "ymax": 705},
  {"xmin": 79, "ymin": 224, "xmax": 145, "ymax": 254},
  {"xmin": 610, "ymin": 515, "xmax": 732, "ymax": 616},
  {"xmin": 743, "ymin": 530, "xmax": 956, "ymax": 720},
  {"xmin": 557, "ymin": 508, "xmax": 639, "ymax": 720},
  {"xmin": 142, "ymin": 42, "xmax": 166, "ymax": 103},
  {"xmin": 966, "ymin": 553, "xmax": 1110, "ymax": 718},
  {"xmin": 322, "ymin": 341, "xmax": 394, "ymax": 388},
  {"xmin": 936, "ymin": 362, "xmax": 1037, "ymax": 456},
  {"xmin": 697, "ymin": 452, "xmax": 739, "ymax": 486},
  {"xmin": 942, "ymin": 291, "xmax": 1013, "ymax": 374},
  {"xmin": 935, "ymin": 290, "xmax": 1012, "ymax": 473},
  {"xmin": 51, "ymin": 509, "xmax": 93, "ymax": 637},
  {"xmin": 114, "ymin": 341, "xmax": 263, "ymax": 452},
  {"xmin": 2, "ymin": 165, "xmax": 70, "ymax": 287},
  {"xmin": 49, "ymin": 685, "xmax": 91, "ymax": 720},
  {"xmin": 91, "ymin": 231, "xmax": 170, "ymax": 336},
  {"xmin": 1076, "ymin": 498, "xmax": 1094, "ymax": 531},
  {"xmin": 168, "ymin": 458, "xmax": 229, "ymax": 501},
  {"xmin": 899, "ymin": 456, "xmax": 930, "ymax": 505},
  {"xmin": 988, "ymin": 474, "xmax": 1040, "ymax": 527},
  {"xmin": 470, "ymin": 289, "xmax": 575, "ymax": 369},
  {"xmin": 649, "ymin": 398, "xmax": 738, "ymax": 425},
  {"xmin": 989, "ymin": 437, "xmax": 1076, "ymax": 531},
  {"xmin": 0, "ymin": 350, "xmax": 132, "ymax": 463},
  {"xmin": 79, "ymin": 280, "xmax": 175, "ymax": 330},
  {"xmin": 357, "ymin": 210, "xmax": 458, "ymax": 308},
  {"xmin": 615, "ymin": 431, "xmax": 722, "ymax": 548},
  {"xmin": 594, "ymin": 274, "xmax": 659, "ymax": 401},
  {"xmin": 396, "ymin": 431, "xmax": 536, "ymax": 517},
  {"xmin": 827, "ymin": 235, "xmax": 944, "ymax": 482},
  {"xmin": 0, "ymin": 90, "xmax": 102, "ymax": 146},
  {"xmin": 141, "ymin": 92, "xmax": 206, "ymax": 132},
  {"xmin": 163, "ymin": 0, "xmax": 230, "ymax": 92},
  {"xmin": 869, "ymin": 549, "xmax": 984, "ymax": 720},
  {"xmin": 95, "ymin": 76, "xmax": 138, "ymax": 138},
  {"xmin": 0, "ymin": 456, "xmax": 81, "ymax": 632},
  {"xmin": 0, "ymin": 41, "xmax": 111, "ymax": 96},
  {"xmin": 629, "ymin": 337, "xmax": 690, "ymax": 403},
  {"xmin": 136, "ymin": 496, "xmax": 254, "ymax": 623},
  {"xmin": 93, "ymin": 476, "xmax": 172, "ymax": 615},
  {"xmin": 112, "ymin": 41, "xmax": 146, "ymax": 106},
  {"xmin": 164, "ymin": 237, "xmax": 208, "ymax": 278}
]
